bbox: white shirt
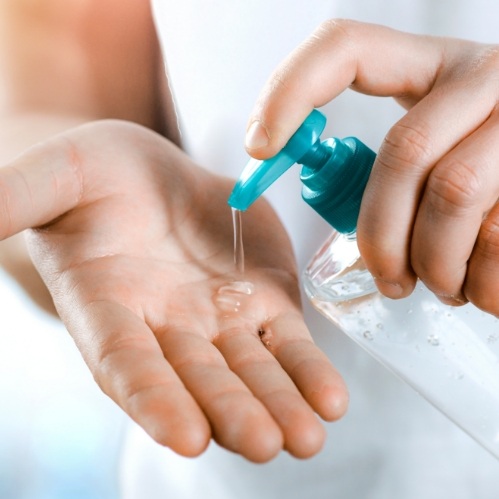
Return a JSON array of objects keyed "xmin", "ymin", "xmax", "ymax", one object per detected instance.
[{"xmin": 120, "ymin": 2, "xmax": 499, "ymax": 497}]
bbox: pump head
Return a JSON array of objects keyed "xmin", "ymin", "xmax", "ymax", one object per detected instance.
[
  {"xmin": 228, "ymin": 109, "xmax": 376, "ymax": 234},
  {"xmin": 228, "ymin": 110, "xmax": 326, "ymax": 211}
]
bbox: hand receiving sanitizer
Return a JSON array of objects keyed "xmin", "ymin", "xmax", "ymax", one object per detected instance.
[{"xmin": 228, "ymin": 109, "xmax": 499, "ymax": 460}]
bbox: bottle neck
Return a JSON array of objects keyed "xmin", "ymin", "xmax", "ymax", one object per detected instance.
[
  {"xmin": 299, "ymin": 139, "xmax": 332, "ymax": 169},
  {"xmin": 302, "ymin": 228, "xmax": 377, "ymax": 302}
]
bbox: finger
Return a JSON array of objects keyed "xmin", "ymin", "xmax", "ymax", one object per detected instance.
[
  {"xmin": 357, "ymin": 61, "xmax": 498, "ymax": 298},
  {"xmin": 245, "ymin": 20, "xmax": 446, "ymax": 158},
  {"xmin": 66, "ymin": 300, "xmax": 211, "ymax": 457},
  {"xmin": 464, "ymin": 202, "xmax": 499, "ymax": 316},
  {"xmin": 411, "ymin": 114, "xmax": 499, "ymax": 303},
  {"xmin": 157, "ymin": 327, "xmax": 285, "ymax": 463},
  {"xmin": 214, "ymin": 315, "xmax": 335, "ymax": 459},
  {"xmin": 262, "ymin": 313, "xmax": 349, "ymax": 422},
  {"xmin": 0, "ymin": 136, "xmax": 84, "ymax": 239}
]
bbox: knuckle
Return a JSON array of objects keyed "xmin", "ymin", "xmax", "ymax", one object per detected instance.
[
  {"xmin": 93, "ymin": 334, "xmax": 145, "ymax": 389},
  {"xmin": 171, "ymin": 351, "xmax": 218, "ymax": 375},
  {"xmin": 425, "ymin": 159, "xmax": 482, "ymax": 216},
  {"xmin": 308, "ymin": 19, "xmax": 359, "ymax": 57},
  {"xmin": 267, "ymin": 67, "xmax": 292, "ymax": 95},
  {"xmin": 122, "ymin": 380, "xmax": 171, "ymax": 414},
  {"xmin": 468, "ymin": 44, "xmax": 499, "ymax": 82},
  {"xmin": 92, "ymin": 332, "xmax": 177, "ymax": 412},
  {"xmin": 477, "ymin": 213, "xmax": 499, "ymax": 258},
  {"xmin": 378, "ymin": 122, "xmax": 434, "ymax": 176},
  {"xmin": 443, "ymin": 43, "xmax": 499, "ymax": 92},
  {"xmin": 58, "ymin": 136, "xmax": 85, "ymax": 204},
  {"xmin": 315, "ymin": 18, "xmax": 357, "ymax": 40},
  {"xmin": 0, "ymin": 174, "xmax": 14, "ymax": 239}
]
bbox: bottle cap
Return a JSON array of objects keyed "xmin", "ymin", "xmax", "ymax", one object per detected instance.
[{"xmin": 301, "ymin": 137, "xmax": 375, "ymax": 233}]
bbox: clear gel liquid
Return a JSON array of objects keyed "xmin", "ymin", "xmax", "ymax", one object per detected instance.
[
  {"xmin": 213, "ymin": 208, "xmax": 254, "ymax": 316},
  {"xmin": 304, "ymin": 230, "xmax": 499, "ymax": 460},
  {"xmin": 232, "ymin": 207, "xmax": 245, "ymax": 274},
  {"xmin": 214, "ymin": 280, "xmax": 255, "ymax": 313}
]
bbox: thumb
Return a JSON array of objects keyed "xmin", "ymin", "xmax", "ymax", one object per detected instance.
[
  {"xmin": 244, "ymin": 19, "xmax": 444, "ymax": 159},
  {"xmin": 0, "ymin": 134, "xmax": 83, "ymax": 240}
]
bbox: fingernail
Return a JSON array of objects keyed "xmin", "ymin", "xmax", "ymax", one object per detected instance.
[
  {"xmin": 245, "ymin": 121, "xmax": 269, "ymax": 150},
  {"xmin": 374, "ymin": 278, "xmax": 404, "ymax": 298},
  {"xmin": 436, "ymin": 293, "xmax": 467, "ymax": 306}
]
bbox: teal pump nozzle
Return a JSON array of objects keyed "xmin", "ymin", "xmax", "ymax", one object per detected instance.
[{"xmin": 228, "ymin": 109, "xmax": 376, "ymax": 234}]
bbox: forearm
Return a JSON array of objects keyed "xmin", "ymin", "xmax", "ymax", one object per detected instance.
[
  {"xmin": 0, "ymin": 0, "xmax": 177, "ymax": 315},
  {"xmin": 0, "ymin": 114, "xmax": 91, "ymax": 316}
]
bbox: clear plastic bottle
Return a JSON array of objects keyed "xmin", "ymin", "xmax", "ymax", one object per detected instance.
[
  {"xmin": 229, "ymin": 109, "xmax": 499, "ymax": 460},
  {"xmin": 303, "ymin": 228, "xmax": 499, "ymax": 460}
]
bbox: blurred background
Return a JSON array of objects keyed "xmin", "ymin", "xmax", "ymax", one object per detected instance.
[{"xmin": 0, "ymin": 268, "xmax": 126, "ymax": 499}]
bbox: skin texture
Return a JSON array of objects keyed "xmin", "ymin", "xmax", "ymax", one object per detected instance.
[{"xmin": 245, "ymin": 19, "xmax": 499, "ymax": 316}]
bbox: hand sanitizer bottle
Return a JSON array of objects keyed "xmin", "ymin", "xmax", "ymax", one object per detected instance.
[{"xmin": 228, "ymin": 109, "xmax": 499, "ymax": 460}]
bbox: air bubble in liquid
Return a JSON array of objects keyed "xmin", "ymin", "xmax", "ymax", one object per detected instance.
[
  {"xmin": 363, "ymin": 330, "xmax": 374, "ymax": 341},
  {"xmin": 427, "ymin": 334, "xmax": 440, "ymax": 346}
]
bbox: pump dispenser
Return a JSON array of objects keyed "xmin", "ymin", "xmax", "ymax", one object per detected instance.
[
  {"xmin": 229, "ymin": 109, "xmax": 499, "ymax": 460},
  {"xmin": 229, "ymin": 109, "xmax": 374, "ymax": 234},
  {"xmin": 229, "ymin": 109, "xmax": 378, "ymax": 300}
]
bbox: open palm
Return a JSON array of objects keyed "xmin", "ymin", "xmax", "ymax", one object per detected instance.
[{"xmin": 2, "ymin": 120, "xmax": 347, "ymax": 462}]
